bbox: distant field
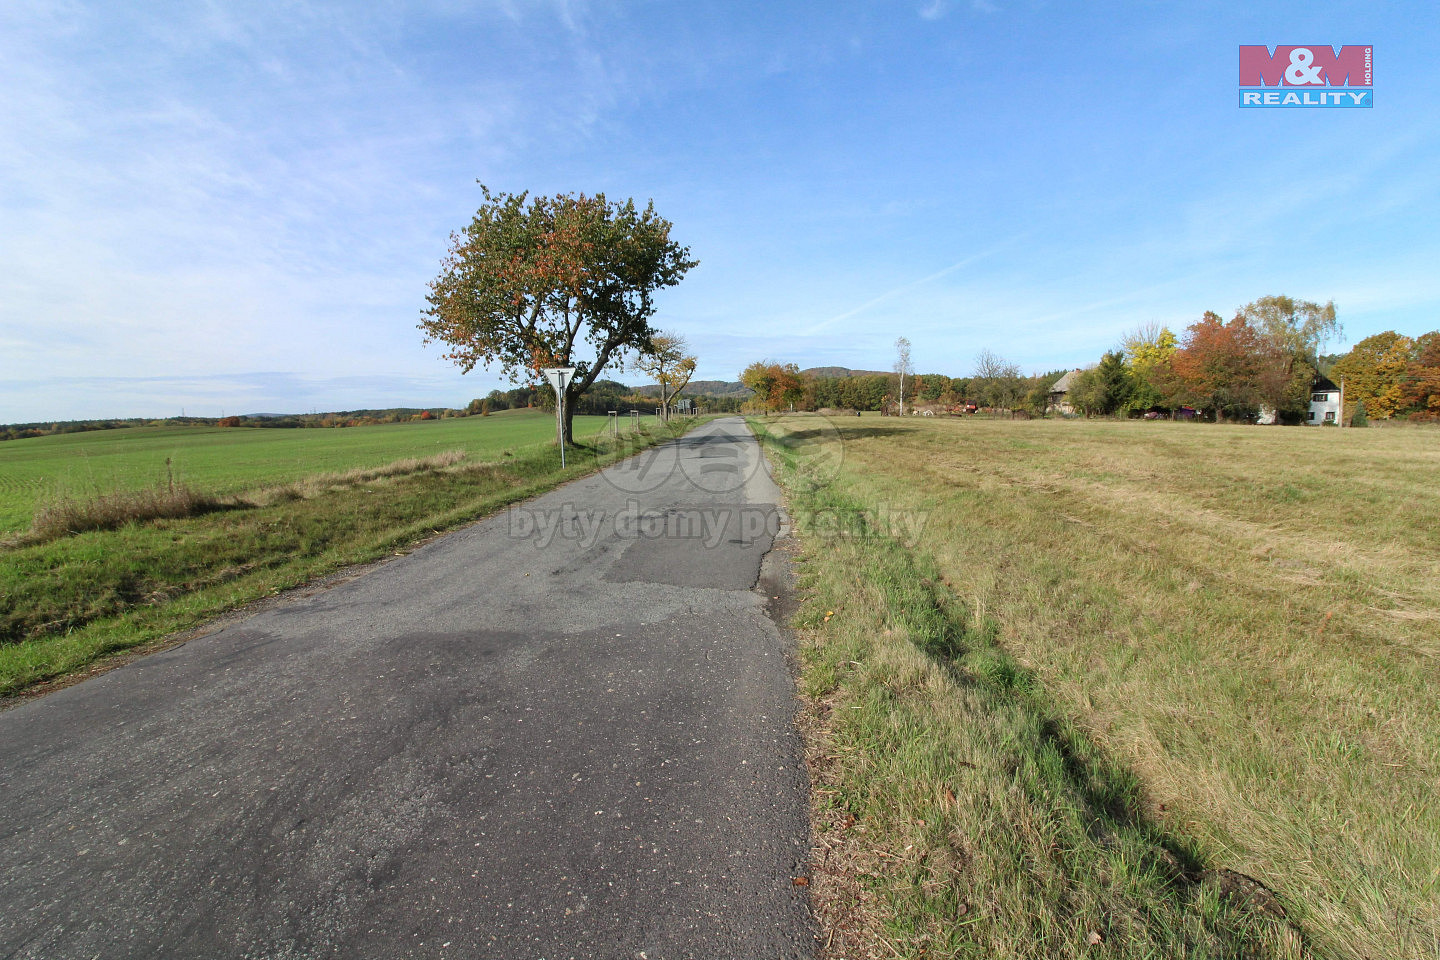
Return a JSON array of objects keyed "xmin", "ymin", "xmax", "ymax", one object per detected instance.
[
  {"xmin": 758, "ymin": 415, "xmax": 1439, "ymax": 959},
  {"xmin": 0, "ymin": 411, "xmax": 607, "ymax": 533}
]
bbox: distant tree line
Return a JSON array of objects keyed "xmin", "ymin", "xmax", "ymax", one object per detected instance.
[
  {"xmin": 739, "ymin": 357, "xmax": 1069, "ymax": 416},
  {"xmin": 1064, "ymin": 296, "xmax": 1439, "ymax": 423},
  {"xmin": 3, "ymin": 377, "xmax": 742, "ymax": 444},
  {"xmin": 1059, "ymin": 297, "xmax": 1341, "ymax": 422},
  {"xmin": 0, "ymin": 409, "xmax": 473, "ymax": 441},
  {"xmin": 472, "ymin": 379, "xmax": 744, "ymax": 417},
  {"xmin": 0, "ymin": 419, "xmax": 142, "ymax": 442},
  {"xmin": 733, "ymin": 293, "xmax": 1429, "ymax": 426}
]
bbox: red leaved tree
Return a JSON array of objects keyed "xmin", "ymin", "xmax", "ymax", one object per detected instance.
[{"xmin": 1166, "ymin": 312, "xmax": 1266, "ymax": 420}]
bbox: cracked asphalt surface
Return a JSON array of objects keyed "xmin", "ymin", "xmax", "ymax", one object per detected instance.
[{"xmin": 0, "ymin": 417, "xmax": 815, "ymax": 959}]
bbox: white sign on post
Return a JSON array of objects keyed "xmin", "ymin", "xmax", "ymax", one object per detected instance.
[{"xmin": 541, "ymin": 367, "xmax": 577, "ymax": 468}]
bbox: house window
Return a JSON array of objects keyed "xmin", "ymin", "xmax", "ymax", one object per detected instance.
[
  {"xmin": 1324, "ymin": 411, "xmax": 1336, "ymax": 422},
  {"xmin": 1311, "ymin": 392, "xmax": 1330, "ymax": 402},
  {"xmin": 1308, "ymin": 411, "xmax": 1316, "ymax": 420}
]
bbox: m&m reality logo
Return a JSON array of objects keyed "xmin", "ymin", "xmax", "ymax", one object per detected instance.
[{"xmin": 1239, "ymin": 45, "xmax": 1372, "ymax": 108}]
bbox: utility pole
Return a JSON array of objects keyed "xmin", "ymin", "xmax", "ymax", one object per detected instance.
[
  {"xmin": 1339, "ymin": 376, "xmax": 1346, "ymax": 427},
  {"xmin": 895, "ymin": 337, "xmax": 912, "ymax": 417}
]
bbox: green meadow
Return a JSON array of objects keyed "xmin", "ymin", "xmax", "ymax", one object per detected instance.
[
  {"xmin": 0, "ymin": 410, "xmax": 608, "ymax": 533},
  {"xmin": 0, "ymin": 410, "xmax": 682, "ymax": 696}
]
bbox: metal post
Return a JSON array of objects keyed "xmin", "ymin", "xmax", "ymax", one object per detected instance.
[{"xmin": 541, "ymin": 366, "xmax": 576, "ymax": 467}]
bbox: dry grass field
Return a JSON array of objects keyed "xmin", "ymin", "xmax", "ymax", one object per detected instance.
[{"xmin": 756, "ymin": 415, "xmax": 1439, "ymax": 960}]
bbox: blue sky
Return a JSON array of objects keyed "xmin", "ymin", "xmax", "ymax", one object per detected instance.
[{"xmin": 3, "ymin": 1, "xmax": 1437, "ymax": 421}]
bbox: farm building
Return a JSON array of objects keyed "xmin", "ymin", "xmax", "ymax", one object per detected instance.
[
  {"xmin": 1308, "ymin": 375, "xmax": 1342, "ymax": 425},
  {"xmin": 1047, "ymin": 369, "xmax": 1082, "ymax": 415}
]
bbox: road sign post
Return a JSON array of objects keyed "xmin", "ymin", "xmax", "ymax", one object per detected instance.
[{"xmin": 541, "ymin": 367, "xmax": 577, "ymax": 468}]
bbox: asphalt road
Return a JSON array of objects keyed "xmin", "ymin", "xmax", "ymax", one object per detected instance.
[{"xmin": 0, "ymin": 417, "xmax": 814, "ymax": 960}]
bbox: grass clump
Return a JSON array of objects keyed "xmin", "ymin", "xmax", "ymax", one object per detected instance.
[
  {"xmin": 244, "ymin": 449, "xmax": 470, "ymax": 506},
  {"xmin": 28, "ymin": 480, "xmax": 223, "ymax": 541}
]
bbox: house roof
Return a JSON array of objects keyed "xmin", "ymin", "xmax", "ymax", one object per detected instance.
[
  {"xmin": 1050, "ymin": 369, "xmax": 1083, "ymax": 393},
  {"xmin": 1312, "ymin": 374, "xmax": 1339, "ymax": 392}
]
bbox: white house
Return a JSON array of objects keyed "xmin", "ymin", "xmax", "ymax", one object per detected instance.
[{"xmin": 1308, "ymin": 375, "xmax": 1342, "ymax": 425}]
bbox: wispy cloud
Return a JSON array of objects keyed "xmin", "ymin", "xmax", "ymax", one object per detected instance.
[
  {"xmin": 921, "ymin": 0, "xmax": 999, "ymax": 17},
  {"xmin": 0, "ymin": 0, "xmax": 620, "ymax": 420},
  {"xmin": 3, "ymin": 2, "xmax": 1437, "ymax": 419},
  {"xmin": 802, "ymin": 236, "xmax": 1025, "ymax": 336}
]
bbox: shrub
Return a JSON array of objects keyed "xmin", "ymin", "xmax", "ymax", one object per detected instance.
[{"xmin": 1350, "ymin": 401, "xmax": 1369, "ymax": 427}]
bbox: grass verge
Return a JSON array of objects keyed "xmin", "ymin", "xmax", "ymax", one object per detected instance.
[
  {"xmin": 0, "ymin": 420, "xmax": 702, "ymax": 698},
  {"xmin": 754, "ymin": 416, "xmax": 1309, "ymax": 960}
]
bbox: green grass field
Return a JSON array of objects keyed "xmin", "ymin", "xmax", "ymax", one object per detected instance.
[
  {"xmin": 756, "ymin": 415, "xmax": 1439, "ymax": 960},
  {"xmin": 0, "ymin": 412, "xmax": 690, "ymax": 697},
  {"xmin": 0, "ymin": 410, "xmax": 609, "ymax": 533}
]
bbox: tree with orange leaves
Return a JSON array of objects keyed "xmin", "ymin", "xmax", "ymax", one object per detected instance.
[
  {"xmin": 420, "ymin": 186, "xmax": 697, "ymax": 443},
  {"xmin": 1403, "ymin": 333, "xmax": 1440, "ymax": 417},
  {"xmin": 740, "ymin": 361, "xmax": 804, "ymax": 412},
  {"xmin": 1167, "ymin": 311, "xmax": 1265, "ymax": 421}
]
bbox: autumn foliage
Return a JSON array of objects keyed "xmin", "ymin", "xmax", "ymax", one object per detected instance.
[
  {"xmin": 1402, "ymin": 335, "xmax": 1440, "ymax": 419},
  {"xmin": 420, "ymin": 186, "xmax": 696, "ymax": 442},
  {"xmin": 1329, "ymin": 330, "xmax": 1440, "ymax": 420},
  {"xmin": 1142, "ymin": 297, "xmax": 1340, "ymax": 421},
  {"xmin": 740, "ymin": 361, "xmax": 805, "ymax": 412},
  {"xmin": 1165, "ymin": 311, "xmax": 1267, "ymax": 419}
]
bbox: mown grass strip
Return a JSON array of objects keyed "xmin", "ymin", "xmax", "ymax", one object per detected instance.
[
  {"xmin": 786, "ymin": 414, "xmax": 1440, "ymax": 960},
  {"xmin": 0, "ymin": 422, "xmax": 701, "ymax": 697},
  {"xmin": 752, "ymin": 417, "xmax": 1302, "ymax": 960}
]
